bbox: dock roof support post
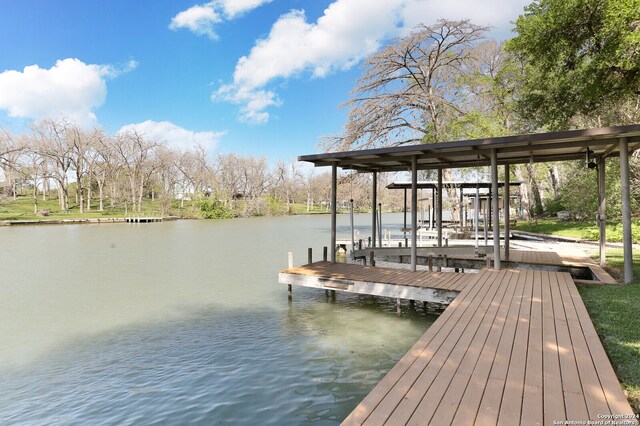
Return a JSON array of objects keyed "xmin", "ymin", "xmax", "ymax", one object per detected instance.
[
  {"xmin": 504, "ymin": 164, "xmax": 510, "ymax": 261},
  {"xmin": 403, "ymin": 188, "xmax": 408, "ymax": 247},
  {"xmin": 411, "ymin": 155, "xmax": 418, "ymax": 271},
  {"xmin": 331, "ymin": 163, "xmax": 337, "ymax": 263},
  {"xmin": 459, "ymin": 187, "xmax": 464, "ymax": 229},
  {"xmin": 372, "ymin": 171, "xmax": 377, "ymax": 248},
  {"xmin": 437, "ymin": 168, "xmax": 443, "ymax": 248},
  {"xmin": 598, "ymin": 156, "xmax": 607, "ymax": 267},
  {"xmin": 491, "ymin": 149, "xmax": 501, "ymax": 270},
  {"xmin": 620, "ymin": 137, "xmax": 633, "ymax": 283}
]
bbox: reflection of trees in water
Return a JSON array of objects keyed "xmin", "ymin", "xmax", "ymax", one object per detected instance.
[{"xmin": 280, "ymin": 292, "xmax": 437, "ymax": 423}]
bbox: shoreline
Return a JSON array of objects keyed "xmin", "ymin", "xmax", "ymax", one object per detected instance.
[{"xmin": 0, "ymin": 216, "xmax": 180, "ymax": 226}]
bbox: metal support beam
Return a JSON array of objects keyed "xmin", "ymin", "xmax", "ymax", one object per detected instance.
[
  {"xmin": 403, "ymin": 188, "xmax": 408, "ymax": 246},
  {"xmin": 372, "ymin": 171, "xmax": 377, "ymax": 248},
  {"xmin": 331, "ymin": 164, "xmax": 337, "ymax": 262},
  {"xmin": 598, "ymin": 156, "xmax": 607, "ymax": 267},
  {"xmin": 437, "ymin": 168, "xmax": 443, "ymax": 248},
  {"xmin": 411, "ymin": 156, "xmax": 418, "ymax": 271},
  {"xmin": 491, "ymin": 149, "xmax": 501, "ymax": 270},
  {"xmin": 430, "ymin": 188, "xmax": 435, "ymax": 229},
  {"xmin": 620, "ymin": 138, "xmax": 633, "ymax": 283},
  {"xmin": 504, "ymin": 164, "xmax": 510, "ymax": 261},
  {"xmin": 459, "ymin": 188, "xmax": 464, "ymax": 229}
]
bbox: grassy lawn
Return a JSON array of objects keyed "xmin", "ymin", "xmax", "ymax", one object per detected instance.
[
  {"xmin": 513, "ymin": 218, "xmax": 640, "ymax": 243},
  {"xmin": 579, "ymin": 249, "xmax": 640, "ymax": 413},
  {"xmin": 0, "ymin": 196, "xmax": 188, "ymax": 220}
]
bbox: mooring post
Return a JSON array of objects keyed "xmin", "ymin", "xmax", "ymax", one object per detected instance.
[
  {"xmin": 443, "ymin": 254, "xmax": 448, "ymax": 268},
  {"xmin": 287, "ymin": 252, "xmax": 293, "ymax": 300},
  {"xmin": 323, "ymin": 246, "xmax": 328, "ymax": 261},
  {"xmin": 428, "ymin": 255, "xmax": 433, "ymax": 272},
  {"xmin": 359, "ymin": 239, "xmax": 363, "ymax": 250},
  {"xmin": 369, "ymin": 251, "xmax": 375, "ymax": 267},
  {"xmin": 308, "ymin": 248, "xmax": 312, "ymax": 265},
  {"xmin": 396, "ymin": 298, "xmax": 401, "ymax": 315}
]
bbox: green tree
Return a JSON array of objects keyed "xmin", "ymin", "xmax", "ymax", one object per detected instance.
[{"xmin": 508, "ymin": 0, "xmax": 640, "ymax": 129}]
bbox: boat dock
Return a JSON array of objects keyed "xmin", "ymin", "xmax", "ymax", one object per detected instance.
[
  {"xmin": 341, "ymin": 268, "xmax": 637, "ymax": 425},
  {"xmin": 287, "ymin": 125, "xmax": 639, "ymax": 424},
  {"xmin": 280, "ymin": 261, "xmax": 475, "ymax": 306},
  {"xmin": 279, "ymin": 251, "xmax": 637, "ymax": 424},
  {"xmin": 352, "ymin": 247, "xmax": 616, "ymax": 284}
]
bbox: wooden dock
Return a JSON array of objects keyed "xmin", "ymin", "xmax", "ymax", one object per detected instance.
[
  {"xmin": 280, "ymin": 261, "xmax": 476, "ymax": 305},
  {"xmin": 341, "ymin": 268, "xmax": 638, "ymax": 425},
  {"xmin": 355, "ymin": 247, "xmax": 616, "ymax": 284}
]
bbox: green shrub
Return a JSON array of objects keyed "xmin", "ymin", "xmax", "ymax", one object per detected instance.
[
  {"xmin": 198, "ymin": 199, "xmax": 234, "ymax": 219},
  {"xmin": 544, "ymin": 198, "xmax": 566, "ymax": 216}
]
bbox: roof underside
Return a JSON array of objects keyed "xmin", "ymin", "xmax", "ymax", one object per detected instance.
[
  {"xmin": 387, "ymin": 181, "xmax": 524, "ymax": 189},
  {"xmin": 299, "ymin": 125, "xmax": 640, "ymax": 172}
]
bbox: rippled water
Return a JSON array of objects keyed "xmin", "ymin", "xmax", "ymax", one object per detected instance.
[{"xmin": 0, "ymin": 214, "xmax": 434, "ymax": 425}]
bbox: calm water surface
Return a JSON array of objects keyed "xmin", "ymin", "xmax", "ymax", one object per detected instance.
[{"xmin": 0, "ymin": 214, "xmax": 434, "ymax": 425}]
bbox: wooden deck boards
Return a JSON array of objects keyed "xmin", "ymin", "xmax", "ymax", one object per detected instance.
[
  {"xmin": 281, "ymin": 261, "xmax": 472, "ymax": 292},
  {"xmin": 342, "ymin": 269, "xmax": 637, "ymax": 425}
]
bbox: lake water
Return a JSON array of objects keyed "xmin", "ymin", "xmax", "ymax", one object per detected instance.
[{"xmin": 0, "ymin": 214, "xmax": 435, "ymax": 425}]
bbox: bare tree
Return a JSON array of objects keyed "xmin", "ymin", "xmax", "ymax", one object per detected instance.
[
  {"xmin": 32, "ymin": 120, "xmax": 74, "ymax": 210},
  {"xmin": 325, "ymin": 20, "xmax": 489, "ymax": 151},
  {"xmin": 0, "ymin": 130, "xmax": 27, "ymax": 199},
  {"xmin": 114, "ymin": 130, "xmax": 158, "ymax": 213}
]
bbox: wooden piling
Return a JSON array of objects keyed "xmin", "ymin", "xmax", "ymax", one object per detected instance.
[
  {"xmin": 323, "ymin": 246, "xmax": 328, "ymax": 261},
  {"xmin": 396, "ymin": 298, "xmax": 401, "ymax": 315},
  {"xmin": 369, "ymin": 251, "xmax": 375, "ymax": 267},
  {"xmin": 428, "ymin": 255, "xmax": 433, "ymax": 272},
  {"xmin": 308, "ymin": 248, "xmax": 312, "ymax": 264},
  {"xmin": 288, "ymin": 252, "xmax": 293, "ymax": 300}
]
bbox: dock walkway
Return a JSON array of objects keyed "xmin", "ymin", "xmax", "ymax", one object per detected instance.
[
  {"xmin": 280, "ymin": 261, "xmax": 476, "ymax": 305},
  {"xmin": 341, "ymin": 268, "xmax": 637, "ymax": 425}
]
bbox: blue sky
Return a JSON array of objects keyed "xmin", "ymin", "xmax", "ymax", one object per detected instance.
[{"xmin": 0, "ymin": 0, "xmax": 530, "ymax": 162}]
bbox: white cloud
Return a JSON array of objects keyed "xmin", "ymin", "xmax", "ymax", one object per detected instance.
[
  {"xmin": 169, "ymin": 4, "xmax": 222, "ymax": 40},
  {"xmin": 215, "ymin": 0, "xmax": 529, "ymax": 123},
  {"xmin": 0, "ymin": 58, "xmax": 136, "ymax": 127},
  {"xmin": 169, "ymin": 0, "xmax": 272, "ymax": 40},
  {"xmin": 118, "ymin": 120, "xmax": 225, "ymax": 152},
  {"xmin": 217, "ymin": 0, "xmax": 274, "ymax": 19}
]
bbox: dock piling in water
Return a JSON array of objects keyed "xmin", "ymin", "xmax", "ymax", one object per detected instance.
[
  {"xmin": 287, "ymin": 252, "xmax": 293, "ymax": 300},
  {"xmin": 308, "ymin": 248, "xmax": 312, "ymax": 265}
]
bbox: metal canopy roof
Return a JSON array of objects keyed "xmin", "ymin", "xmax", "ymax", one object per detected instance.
[{"xmin": 299, "ymin": 124, "xmax": 640, "ymax": 172}]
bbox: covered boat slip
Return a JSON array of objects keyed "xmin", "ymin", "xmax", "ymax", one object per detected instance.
[
  {"xmin": 341, "ymin": 269, "xmax": 638, "ymax": 426},
  {"xmin": 286, "ymin": 125, "xmax": 638, "ymax": 424},
  {"xmin": 300, "ymin": 124, "xmax": 639, "ymax": 283}
]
